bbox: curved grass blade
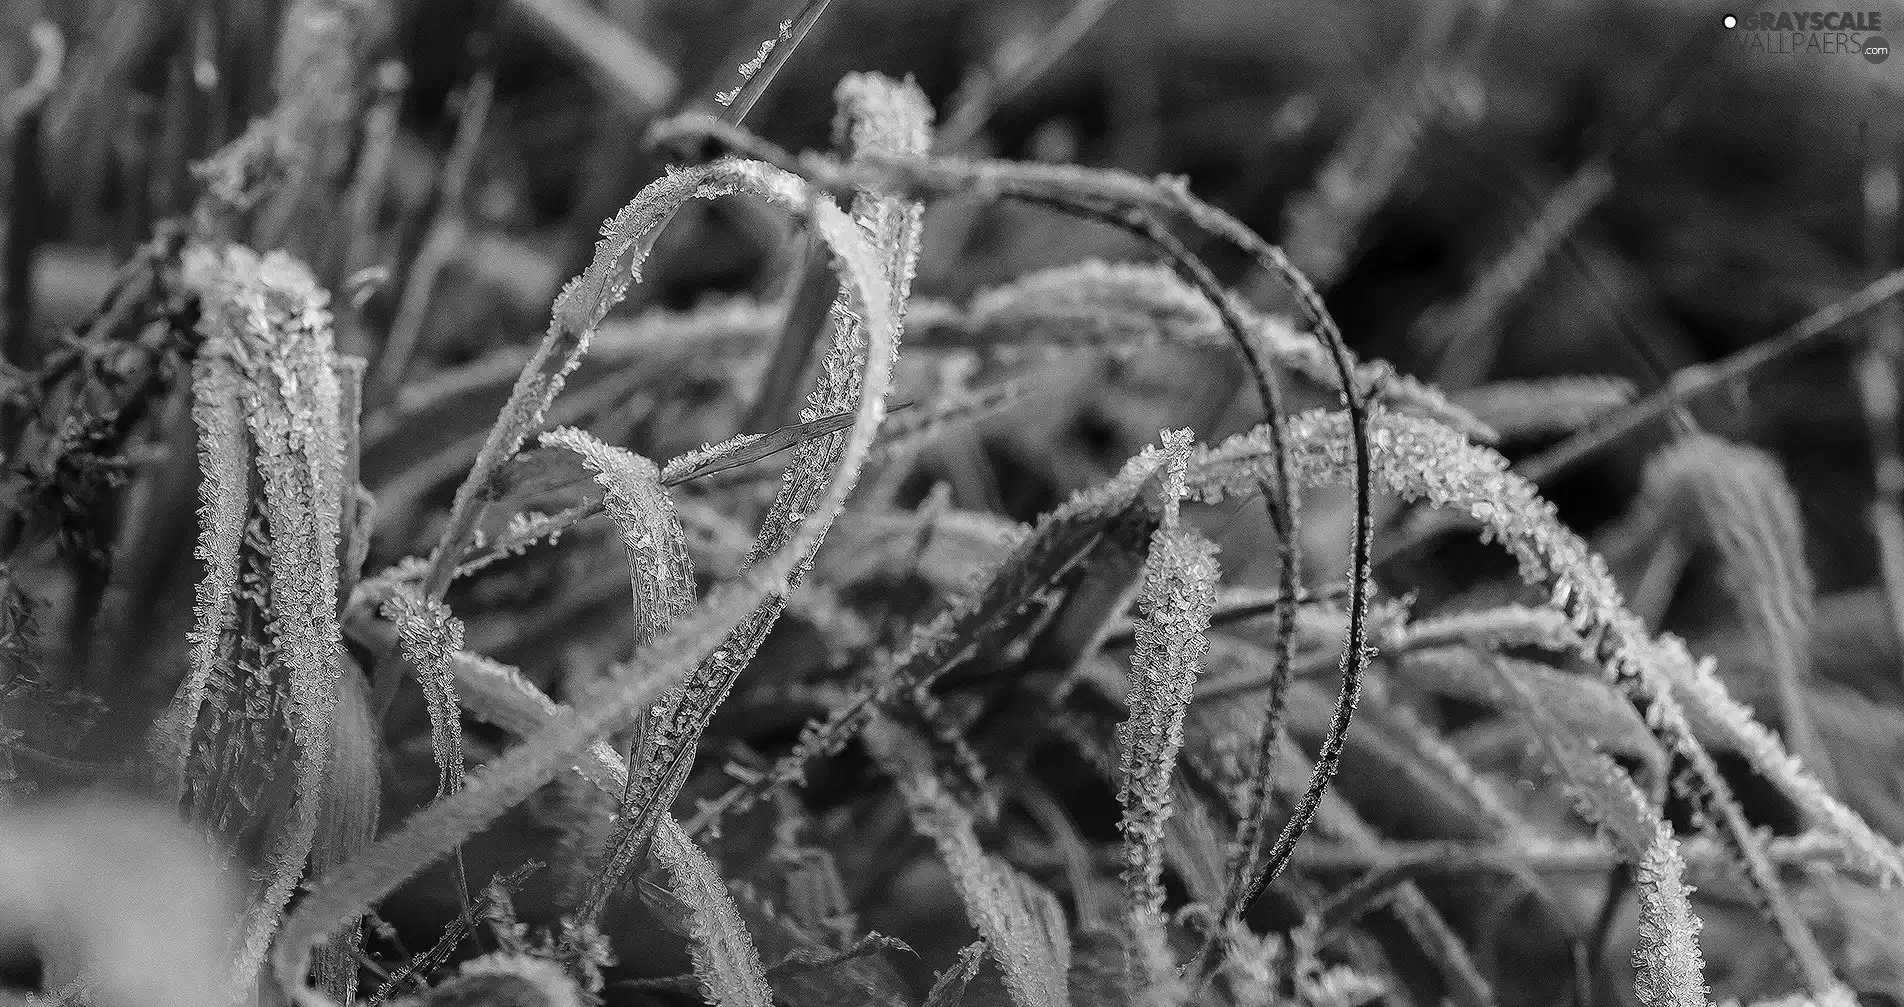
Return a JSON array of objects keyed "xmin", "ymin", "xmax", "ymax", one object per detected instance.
[
  {"xmin": 381, "ymin": 587, "xmax": 467, "ymax": 797},
  {"xmin": 537, "ymin": 428, "xmax": 700, "ymax": 927},
  {"xmin": 601, "ymin": 70, "xmax": 928, "ymax": 877},
  {"xmin": 1188, "ymin": 408, "xmax": 1903, "ymax": 885},
  {"xmin": 652, "ymin": 816, "xmax": 774, "ymax": 1007},
  {"xmin": 866, "ymin": 715, "xmax": 1072, "ymax": 1007}
]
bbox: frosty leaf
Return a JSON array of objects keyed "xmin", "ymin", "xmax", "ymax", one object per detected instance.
[
  {"xmin": 1485, "ymin": 662, "xmax": 1707, "ymax": 1007},
  {"xmin": 1632, "ymin": 830, "xmax": 1711, "ymax": 1007},
  {"xmin": 1628, "ymin": 433, "xmax": 1833, "ymax": 786},
  {"xmin": 534, "ymin": 431, "xmax": 701, "ymax": 925},
  {"xmin": 175, "ymin": 242, "xmax": 348, "ymax": 996},
  {"xmin": 381, "ymin": 587, "xmax": 467, "ymax": 796},
  {"xmin": 540, "ymin": 427, "xmax": 696, "ymax": 644},
  {"xmin": 653, "ymin": 816, "xmax": 774, "ymax": 1007},
  {"xmin": 867, "ymin": 715, "xmax": 1071, "ymax": 1007},
  {"xmin": 1114, "ymin": 429, "xmax": 1215, "ymax": 995},
  {"xmin": 276, "ymin": 154, "xmax": 901, "ymax": 1003}
]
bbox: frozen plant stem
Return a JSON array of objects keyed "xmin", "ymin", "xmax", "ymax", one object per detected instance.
[{"xmin": 715, "ymin": 0, "xmax": 833, "ymax": 122}]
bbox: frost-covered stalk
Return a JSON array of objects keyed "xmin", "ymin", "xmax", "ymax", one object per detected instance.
[
  {"xmin": 1631, "ymin": 434, "xmax": 1835, "ymax": 791},
  {"xmin": 1486, "ymin": 659, "xmax": 1707, "ymax": 1007},
  {"xmin": 1115, "ymin": 429, "xmax": 1215, "ymax": 1001},
  {"xmin": 275, "ymin": 154, "xmax": 901, "ymax": 1004},
  {"xmin": 381, "ymin": 588, "xmax": 467, "ymax": 797},
  {"xmin": 598, "ymin": 72, "xmax": 928, "ymax": 870},
  {"xmin": 168, "ymin": 243, "xmax": 347, "ymax": 997},
  {"xmin": 652, "ymin": 817, "xmax": 775, "ymax": 1007},
  {"xmin": 537, "ymin": 429, "xmax": 699, "ymax": 929},
  {"xmin": 866, "ymin": 715, "xmax": 1072, "ymax": 1007}
]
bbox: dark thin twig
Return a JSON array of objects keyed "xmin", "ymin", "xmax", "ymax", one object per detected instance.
[
  {"xmin": 1518, "ymin": 263, "xmax": 1904, "ymax": 483},
  {"xmin": 364, "ymin": 862, "xmax": 539, "ymax": 1006},
  {"xmin": 743, "ymin": 235, "xmax": 838, "ymax": 431}
]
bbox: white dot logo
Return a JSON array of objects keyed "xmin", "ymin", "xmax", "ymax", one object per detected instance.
[{"xmin": 1723, "ymin": 14, "xmax": 1738, "ymax": 28}]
